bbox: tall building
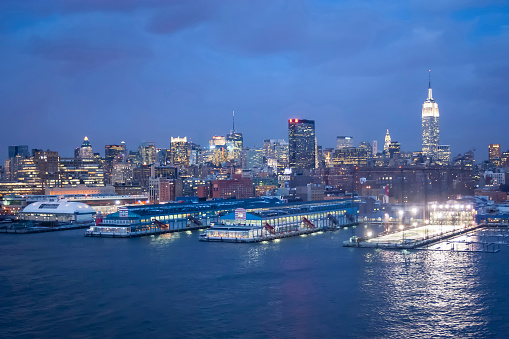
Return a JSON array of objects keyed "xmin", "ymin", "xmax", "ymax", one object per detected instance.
[
  {"xmin": 422, "ymin": 71, "xmax": 440, "ymax": 160},
  {"xmin": 384, "ymin": 129, "xmax": 391, "ymax": 156},
  {"xmin": 336, "ymin": 136, "xmax": 353, "ymax": 149},
  {"xmin": 8, "ymin": 145, "xmax": 29, "ymax": 159},
  {"xmin": 79, "ymin": 137, "xmax": 94, "ymax": 159},
  {"xmin": 226, "ymin": 111, "xmax": 243, "ymax": 162},
  {"xmin": 244, "ymin": 148, "xmax": 264, "ymax": 169},
  {"xmin": 288, "ymin": 119, "xmax": 316, "ymax": 171},
  {"xmin": 104, "ymin": 144, "xmax": 126, "ymax": 185},
  {"xmin": 372, "ymin": 140, "xmax": 378, "ymax": 156},
  {"xmin": 138, "ymin": 142, "xmax": 156, "ymax": 166},
  {"xmin": 437, "ymin": 145, "xmax": 451, "ymax": 165},
  {"xmin": 388, "ymin": 141, "xmax": 401, "ymax": 159},
  {"xmin": 105, "ymin": 145, "xmax": 125, "ymax": 164},
  {"xmin": 171, "ymin": 137, "xmax": 190, "ymax": 167},
  {"xmin": 489, "ymin": 144, "xmax": 502, "ymax": 163},
  {"xmin": 209, "ymin": 136, "xmax": 226, "ymax": 148}
]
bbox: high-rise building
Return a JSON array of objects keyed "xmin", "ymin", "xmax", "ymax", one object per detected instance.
[
  {"xmin": 288, "ymin": 119, "xmax": 316, "ymax": 171},
  {"xmin": 138, "ymin": 142, "xmax": 156, "ymax": 166},
  {"xmin": 489, "ymin": 144, "xmax": 502, "ymax": 163},
  {"xmin": 384, "ymin": 130, "xmax": 391, "ymax": 156},
  {"xmin": 209, "ymin": 136, "xmax": 226, "ymax": 148},
  {"xmin": 244, "ymin": 148, "xmax": 264, "ymax": 169},
  {"xmin": 226, "ymin": 111, "xmax": 243, "ymax": 162},
  {"xmin": 171, "ymin": 137, "xmax": 190, "ymax": 167},
  {"xmin": 437, "ymin": 145, "xmax": 451, "ymax": 165},
  {"xmin": 105, "ymin": 145, "xmax": 125, "ymax": 164},
  {"xmin": 226, "ymin": 132, "xmax": 243, "ymax": 162},
  {"xmin": 422, "ymin": 71, "xmax": 440, "ymax": 160},
  {"xmin": 372, "ymin": 140, "xmax": 378, "ymax": 156},
  {"xmin": 79, "ymin": 137, "xmax": 94, "ymax": 159},
  {"xmin": 8, "ymin": 145, "xmax": 29, "ymax": 159},
  {"xmin": 501, "ymin": 151, "xmax": 509, "ymax": 168},
  {"xmin": 388, "ymin": 141, "xmax": 401, "ymax": 159},
  {"xmin": 336, "ymin": 136, "xmax": 353, "ymax": 149}
]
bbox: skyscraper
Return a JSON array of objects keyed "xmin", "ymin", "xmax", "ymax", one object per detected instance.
[
  {"xmin": 489, "ymin": 144, "xmax": 502, "ymax": 163},
  {"xmin": 288, "ymin": 119, "xmax": 316, "ymax": 171},
  {"xmin": 79, "ymin": 136, "xmax": 94, "ymax": 159},
  {"xmin": 437, "ymin": 145, "xmax": 451, "ymax": 165},
  {"xmin": 226, "ymin": 112, "xmax": 243, "ymax": 162},
  {"xmin": 336, "ymin": 136, "xmax": 354, "ymax": 149},
  {"xmin": 105, "ymin": 144, "xmax": 125, "ymax": 163},
  {"xmin": 8, "ymin": 145, "xmax": 29, "ymax": 159},
  {"xmin": 422, "ymin": 71, "xmax": 440, "ymax": 160},
  {"xmin": 372, "ymin": 140, "xmax": 378, "ymax": 156},
  {"xmin": 171, "ymin": 137, "xmax": 190, "ymax": 167},
  {"xmin": 384, "ymin": 130, "xmax": 391, "ymax": 156}
]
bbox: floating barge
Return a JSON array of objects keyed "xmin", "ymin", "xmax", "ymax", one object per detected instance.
[{"xmin": 200, "ymin": 199, "xmax": 357, "ymax": 243}]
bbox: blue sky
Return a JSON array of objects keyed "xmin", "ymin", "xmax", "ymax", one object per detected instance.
[{"xmin": 1, "ymin": 0, "xmax": 508, "ymax": 161}]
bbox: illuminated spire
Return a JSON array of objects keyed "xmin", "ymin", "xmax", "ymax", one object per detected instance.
[
  {"xmin": 232, "ymin": 110, "xmax": 235, "ymax": 132},
  {"xmin": 428, "ymin": 70, "xmax": 433, "ymax": 100},
  {"xmin": 84, "ymin": 136, "xmax": 89, "ymax": 141}
]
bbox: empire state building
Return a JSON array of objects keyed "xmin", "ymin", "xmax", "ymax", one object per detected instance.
[{"xmin": 422, "ymin": 72, "xmax": 439, "ymax": 160}]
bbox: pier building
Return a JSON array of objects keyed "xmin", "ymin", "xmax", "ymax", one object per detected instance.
[
  {"xmin": 201, "ymin": 199, "xmax": 357, "ymax": 242},
  {"xmin": 85, "ymin": 197, "xmax": 357, "ymax": 238}
]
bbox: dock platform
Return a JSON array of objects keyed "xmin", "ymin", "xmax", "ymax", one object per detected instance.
[
  {"xmin": 0, "ymin": 222, "xmax": 93, "ymax": 234},
  {"xmin": 85, "ymin": 224, "xmax": 208, "ymax": 238},
  {"xmin": 343, "ymin": 223, "xmax": 481, "ymax": 249}
]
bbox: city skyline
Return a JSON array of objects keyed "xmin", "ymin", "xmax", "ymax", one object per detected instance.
[{"xmin": 1, "ymin": 1, "xmax": 509, "ymax": 161}]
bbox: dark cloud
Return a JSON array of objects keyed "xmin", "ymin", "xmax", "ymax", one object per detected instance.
[{"xmin": 0, "ymin": 0, "xmax": 508, "ymax": 161}]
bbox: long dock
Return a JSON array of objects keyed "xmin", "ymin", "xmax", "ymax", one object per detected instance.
[
  {"xmin": 343, "ymin": 223, "xmax": 482, "ymax": 249},
  {"xmin": 0, "ymin": 222, "xmax": 93, "ymax": 234}
]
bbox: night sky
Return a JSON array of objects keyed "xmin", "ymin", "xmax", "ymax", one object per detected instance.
[{"xmin": 1, "ymin": 0, "xmax": 508, "ymax": 161}]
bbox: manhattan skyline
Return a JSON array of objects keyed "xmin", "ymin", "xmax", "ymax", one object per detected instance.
[{"xmin": 1, "ymin": 1, "xmax": 508, "ymax": 161}]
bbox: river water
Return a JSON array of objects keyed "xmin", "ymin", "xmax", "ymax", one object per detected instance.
[{"xmin": 1, "ymin": 226, "xmax": 508, "ymax": 338}]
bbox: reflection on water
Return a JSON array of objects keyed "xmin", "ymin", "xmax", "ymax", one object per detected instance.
[
  {"xmin": 360, "ymin": 250, "xmax": 489, "ymax": 338},
  {"xmin": 0, "ymin": 228, "xmax": 508, "ymax": 338}
]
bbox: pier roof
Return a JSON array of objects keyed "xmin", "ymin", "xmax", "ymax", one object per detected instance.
[{"xmin": 124, "ymin": 197, "xmax": 352, "ymax": 217}]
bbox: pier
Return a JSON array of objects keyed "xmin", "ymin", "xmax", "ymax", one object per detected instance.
[
  {"xmin": 200, "ymin": 200, "xmax": 358, "ymax": 243},
  {"xmin": 85, "ymin": 224, "xmax": 207, "ymax": 238},
  {"xmin": 343, "ymin": 223, "xmax": 481, "ymax": 249},
  {"xmin": 0, "ymin": 222, "xmax": 93, "ymax": 234}
]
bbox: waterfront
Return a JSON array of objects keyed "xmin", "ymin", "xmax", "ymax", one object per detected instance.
[{"xmin": 1, "ymin": 226, "xmax": 509, "ymax": 338}]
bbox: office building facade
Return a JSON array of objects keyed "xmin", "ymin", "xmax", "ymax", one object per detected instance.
[{"xmin": 288, "ymin": 119, "xmax": 316, "ymax": 171}]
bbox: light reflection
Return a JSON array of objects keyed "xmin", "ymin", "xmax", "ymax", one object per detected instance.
[{"xmin": 359, "ymin": 249, "xmax": 488, "ymax": 337}]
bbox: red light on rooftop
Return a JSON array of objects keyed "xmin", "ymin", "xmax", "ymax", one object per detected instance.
[
  {"xmin": 289, "ymin": 119, "xmax": 293, "ymax": 123},
  {"xmin": 295, "ymin": 119, "xmax": 299, "ymax": 123}
]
